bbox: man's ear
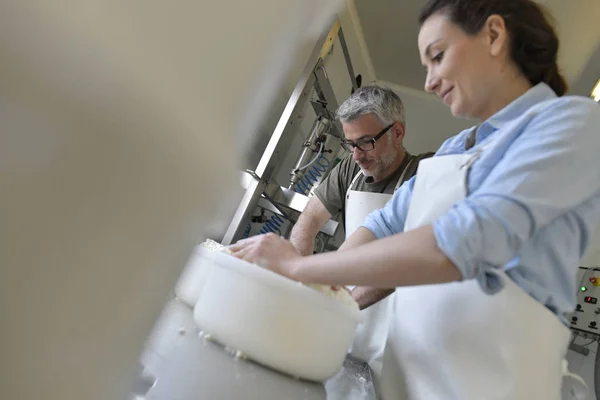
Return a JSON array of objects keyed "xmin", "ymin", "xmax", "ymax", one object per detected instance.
[{"xmin": 392, "ymin": 122, "xmax": 406, "ymax": 140}]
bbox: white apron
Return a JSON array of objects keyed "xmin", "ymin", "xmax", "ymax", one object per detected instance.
[
  {"xmin": 378, "ymin": 150, "xmax": 587, "ymax": 400},
  {"xmin": 345, "ymin": 158, "xmax": 416, "ymax": 380}
]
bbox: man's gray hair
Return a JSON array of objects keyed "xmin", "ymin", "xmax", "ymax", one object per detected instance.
[{"xmin": 336, "ymin": 85, "xmax": 405, "ymax": 126}]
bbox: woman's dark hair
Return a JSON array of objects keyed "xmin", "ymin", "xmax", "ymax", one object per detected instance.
[{"xmin": 419, "ymin": 0, "xmax": 567, "ymax": 96}]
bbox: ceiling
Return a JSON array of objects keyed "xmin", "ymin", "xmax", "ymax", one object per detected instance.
[{"xmin": 353, "ymin": 0, "xmax": 600, "ymax": 96}]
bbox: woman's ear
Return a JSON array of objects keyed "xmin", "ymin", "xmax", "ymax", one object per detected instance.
[{"xmin": 484, "ymin": 14, "xmax": 509, "ymax": 58}]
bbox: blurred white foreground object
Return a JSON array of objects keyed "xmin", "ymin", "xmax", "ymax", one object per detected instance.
[
  {"xmin": 174, "ymin": 240, "xmax": 231, "ymax": 307},
  {"xmin": 174, "ymin": 246, "xmax": 217, "ymax": 308},
  {"xmin": 0, "ymin": 1, "xmax": 342, "ymax": 399},
  {"xmin": 194, "ymin": 252, "xmax": 361, "ymax": 381}
]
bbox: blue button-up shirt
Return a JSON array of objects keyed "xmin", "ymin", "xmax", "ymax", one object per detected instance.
[{"xmin": 363, "ymin": 83, "xmax": 600, "ymax": 322}]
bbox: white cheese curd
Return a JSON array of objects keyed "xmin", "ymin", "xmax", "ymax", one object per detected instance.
[
  {"xmin": 307, "ymin": 284, "xmax": 359, "ymax": 311},
  {"xmin": 199, "ymin": 238, "xmax": 232, "ymax": 254}
]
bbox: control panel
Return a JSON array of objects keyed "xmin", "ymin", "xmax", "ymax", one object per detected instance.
[{"xmin": 570, "ymin": 267, "xmax": 600, "ymax": 336}]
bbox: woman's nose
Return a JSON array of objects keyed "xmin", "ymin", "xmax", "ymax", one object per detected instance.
[{"xmin": 424, "ymin": 70, "xmax": 440, "ymax": 93}]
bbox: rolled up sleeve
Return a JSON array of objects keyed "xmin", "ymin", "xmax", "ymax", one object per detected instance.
[{"xmin": 434, "ymin": 99, "xmax": 600, "ymax": 291}]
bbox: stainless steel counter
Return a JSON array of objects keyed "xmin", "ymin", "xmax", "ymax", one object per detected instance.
[{"xmin": 136, "ymin": 299, "xmax": 376, "ymax": 400}]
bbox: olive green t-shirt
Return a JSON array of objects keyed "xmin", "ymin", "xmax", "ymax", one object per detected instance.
[{"xmin": 314, "ymin": 151, "xmax": 434, "ymax": 224}]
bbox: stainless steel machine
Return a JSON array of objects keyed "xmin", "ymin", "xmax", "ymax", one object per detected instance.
[
  {"xmin": 221, "ymin": 19, "xmax": 359, "ymax": 246},
  {"xmin": 570, "ymin": 266, "xmax": 600, "ymax": 337}
]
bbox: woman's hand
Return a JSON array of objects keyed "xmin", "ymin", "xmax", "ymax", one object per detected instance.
[{"xmin": 230, "ymin": 233, "xmax": 302, "ymax": 279}]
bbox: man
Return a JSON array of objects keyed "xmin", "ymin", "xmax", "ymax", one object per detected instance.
[{"xmin": 289, "ymin": 85, "xmax": 433, "ymax": 376}]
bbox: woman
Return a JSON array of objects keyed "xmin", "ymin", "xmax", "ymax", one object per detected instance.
[{"xmin": 232, "ymin": 0, "xmax": 600, "ymax": 398}]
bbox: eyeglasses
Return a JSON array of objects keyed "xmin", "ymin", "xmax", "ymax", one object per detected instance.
[{"xmin": 340, "ymin": 123, "xmax": 394, "ymax": 152}]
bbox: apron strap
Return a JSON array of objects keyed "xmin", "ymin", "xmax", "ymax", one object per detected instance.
[
  {"xmin": 346, "ymin": 170, "xmax": 363, "ymax": 199},
  {"xmin": 393, "ymin": 155, "xmax": 416, "ymax": 192}
]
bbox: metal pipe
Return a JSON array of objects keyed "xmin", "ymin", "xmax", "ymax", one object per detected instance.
[
  {"xmin": 337, "ymin": 27, "xmax": 359, "ymax": 92},
  {"xmin": 290, "ymin": 117, "xmax": 330, "ymax": 186},
  {"xmin": 297, "ymin": 142, "xmax": 324, "ymax": 172}
]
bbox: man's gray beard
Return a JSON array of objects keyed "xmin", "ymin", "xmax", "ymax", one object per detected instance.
[{"xmin": 359, "ymin": 149, "xmax": 397, "ymax": 178}]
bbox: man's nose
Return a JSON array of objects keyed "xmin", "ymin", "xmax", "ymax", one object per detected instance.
[{"xmin": 352, "ymin": 146, "xmax": 364, "ymax": 160}]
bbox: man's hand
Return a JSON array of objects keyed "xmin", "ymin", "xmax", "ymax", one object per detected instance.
[
  {"xmin": 230, "ymin": 233, "xmax": 302, "ymax": 280},
  {"xmin": 351, "ymin": 286, "xmax": 395, "ymax": 310}
]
